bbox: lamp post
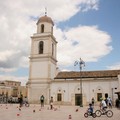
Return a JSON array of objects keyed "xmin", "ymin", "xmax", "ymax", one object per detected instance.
[
  {"xmin": 74, "ymin": 58, "xmax": 85, "ymax": 107},
  {"xmin": 112, "ymin": 87, "xmax": 117, "ymax": 106}
]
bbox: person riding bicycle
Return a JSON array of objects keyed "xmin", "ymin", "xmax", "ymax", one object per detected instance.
[
  {"xmin": 100, "ymin": 98, "xmax": 107, "ymax": 113},
  {"xmin": 88, "ymin": 103, "xmax": 93, "ymax": 115}
]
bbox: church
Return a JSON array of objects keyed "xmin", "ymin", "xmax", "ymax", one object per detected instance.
[{"xmin": 27, "ymin": 15, "xmax": 120, "ymax": 106}]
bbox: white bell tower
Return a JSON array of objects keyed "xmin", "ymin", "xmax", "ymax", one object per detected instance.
[{"xmin": 27, "ymin": 15, "xmax": 57, "ymax": 103}]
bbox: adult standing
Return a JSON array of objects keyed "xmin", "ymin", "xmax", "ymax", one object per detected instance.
[
  {"xmin": 19, "ymin": 94, "xmax": 23, "ymax": 107},
  {"xmin": 40, "ymin": 95, "xmax": 44, "ymax": 108},
  {"xmin": 50, "ymin": 96, "xmax": 53, "ymax": 110},
  {"xmin": 91, "ymin": 98, "xmax": 95, "ymax": 106},
  {"xmin": 107, "ymin": 97, "xmax": 112, "ymax": 108}
]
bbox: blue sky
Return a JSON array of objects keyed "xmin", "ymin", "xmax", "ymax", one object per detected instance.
[{"xmin": 0, "ymin": 0, "xmax": 120, "ymax": 85}]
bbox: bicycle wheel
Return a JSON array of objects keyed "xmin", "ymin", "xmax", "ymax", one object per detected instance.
[
  {"xmin": 106, "ymin": 110, "xmax": 113, "ymax": 118},
  {"xmin": 92, "ymin": 113, "xmax": 96, "ymax": 118},
  {"xmin": 95, "ymin": 110, "xmax": 101, "ymax": 117},
  {"xmin": 84, "ymin": 113, "xmax": 88, "ymax": 118}
]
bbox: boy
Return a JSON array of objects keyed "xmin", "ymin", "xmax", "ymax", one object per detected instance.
[{"xmin": 88, "ymin": 103, "xmax": 93, "ymax": 115}]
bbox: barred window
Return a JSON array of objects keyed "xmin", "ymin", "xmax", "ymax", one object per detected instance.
[{"xmin": 57, "ymin": 93, "xmax": 62, "ymax": 101}]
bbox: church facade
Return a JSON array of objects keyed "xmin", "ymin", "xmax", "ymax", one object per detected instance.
[{"xmin": 27, "ymin": 15, "xmax": 120, "ymax": 106}]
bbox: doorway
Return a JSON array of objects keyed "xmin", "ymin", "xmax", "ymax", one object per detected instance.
[{"xmin": 75, "ymin": 94, "xmax": 82, "ymax": 106}]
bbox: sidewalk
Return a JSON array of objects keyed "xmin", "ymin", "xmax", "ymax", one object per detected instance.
[{"xmin": 0, "ymin": 104, "xmax": 119, "ymax": 120}]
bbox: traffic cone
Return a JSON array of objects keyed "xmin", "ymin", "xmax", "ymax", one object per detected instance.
[
  {"xmin": 68, "ymin": 115, "xmax": 72, "ymax": 119},
  {"xmin": 33, "ymin": 110, "xmax": 35, "ymax": 113},
  {"xmin": 17, "ymin": 113, "xmax": 20, "ymax": 116},
  {"xmin": 76, "ymin": 109, "xmax": 78, "ymax": 112}
]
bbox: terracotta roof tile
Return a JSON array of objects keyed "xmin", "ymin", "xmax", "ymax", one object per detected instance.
[{"xmin": 55, "ymin": 70, "xmax": 120, "ymax": 79}]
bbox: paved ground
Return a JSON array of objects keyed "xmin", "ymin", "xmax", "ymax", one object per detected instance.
[{"xmin": 0, "ymin": 104, "xmax": 120, "ymax": 120}]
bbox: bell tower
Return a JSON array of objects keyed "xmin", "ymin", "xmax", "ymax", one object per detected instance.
[{"xmin": 27, "ymin": 15, "xmax": 57, "ymax": 103}]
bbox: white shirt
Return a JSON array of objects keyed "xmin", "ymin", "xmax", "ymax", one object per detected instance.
[{"xmin": 101, "ymin": 100, "xmax": 107, "ymax": 107}]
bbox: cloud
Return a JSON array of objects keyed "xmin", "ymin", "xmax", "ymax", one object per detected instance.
[
  {"xmin": 0, "ymin": 0, "xmax": 99, "ymax": 72},
  {"xmin": 51, "ymin": 0, "xmax": 99, "ymax": 22},
  {"xmin": 0, "ymin": 50, "xmax": 28, "ymax": 71},
  {"xmin": 54, "ymin": 25, "xmax": 112, "ymax": 67},
  {"xmin": 79, "ymin": 0, "xmax": 99, "ymax": 12},
  {"xmin": 107, "ymin": 63, "xmax": 120, "ymax": 70},
  {"xmin": 0, "ymin": 0, "xmax": 109, "ymax": 85}
]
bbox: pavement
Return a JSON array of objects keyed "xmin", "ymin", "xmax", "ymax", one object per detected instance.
[{"xmin": 0, "ymin": 104, "xmax": 120, "ymax": 120}]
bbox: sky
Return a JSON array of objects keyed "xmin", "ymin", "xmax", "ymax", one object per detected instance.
[{"xmin": 0, "ymin": 0, "xmax": 120, "ymax": 85}]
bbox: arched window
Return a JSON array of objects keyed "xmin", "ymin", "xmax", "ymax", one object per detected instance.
[
  {"xmin": 41, "ymin": 24, "xmax": 44, "ymax": 33},
  {"xmin": 39, "ymin": 41, "xmax": 44, "ymax": 54}
]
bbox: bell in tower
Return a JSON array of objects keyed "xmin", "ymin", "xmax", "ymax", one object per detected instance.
[{"xmin": 36, "ymin": 15, "xmax": 54, "ymax": 34}]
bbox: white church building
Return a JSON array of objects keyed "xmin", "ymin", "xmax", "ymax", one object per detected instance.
[{"xmin": 27, "ymin": 15, "xmax": 120, "ymax": 106}]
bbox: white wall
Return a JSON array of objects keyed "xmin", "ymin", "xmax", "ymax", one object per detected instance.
[{"xmin": 51, "ymin": 78, "xmax": 119, "ymax": 106}]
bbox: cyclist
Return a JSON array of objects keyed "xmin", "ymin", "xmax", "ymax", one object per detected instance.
[
  {"xmin": 100, "ymin": 98, "xmax": 107, "ymax": 113},
  {"xmin": 88, "ymin": 103, "xmax": 93, "ymax": 115}
]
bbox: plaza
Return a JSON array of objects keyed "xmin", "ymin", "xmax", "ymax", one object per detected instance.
[{"xmin": 0, "ymin": 104, "xmax": 120, "ymax": 120}]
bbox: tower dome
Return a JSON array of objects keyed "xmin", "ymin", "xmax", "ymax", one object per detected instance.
[{"xmin": 37, "ymin": 15, "xmax": 54, "ymax": 26}]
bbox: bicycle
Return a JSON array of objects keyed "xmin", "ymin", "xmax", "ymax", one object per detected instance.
[
  {"xmin": 95, "ymin": 108, "xmax": 113, "ymax": 118},
  {"xmin": 84, "ymin": 109, "xmax": 96, "ymax": 118}
]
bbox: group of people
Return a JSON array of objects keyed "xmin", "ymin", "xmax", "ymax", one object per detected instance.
[
  {"xmin": 87, "ymin": 97, "xmax": 112, "ymax": 115},
  {"xmin": 40, "ymin": 95, "xmax": 53, "ymax": 109}
]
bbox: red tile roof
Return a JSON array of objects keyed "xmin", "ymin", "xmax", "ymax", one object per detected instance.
[{"xmin": 55, "ymin": 70, "xmax": 120, "ymax": 79}]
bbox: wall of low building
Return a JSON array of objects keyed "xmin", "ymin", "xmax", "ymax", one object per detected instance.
[
  {"xmin": 83, "ymin": 78, "xmax": 118, "ymax": 105},
  {"xmin": 51, "ymin": 77, "xmax": 119, "ymax": 106},
  {"xmin": 0, "ymin": 80, "xmax": 27, "ymax": 103}
]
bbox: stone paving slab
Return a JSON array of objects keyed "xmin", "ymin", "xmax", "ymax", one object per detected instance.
[{"xmin": 0, "ymin": 104, "xmax": 120, "ymax": 120}]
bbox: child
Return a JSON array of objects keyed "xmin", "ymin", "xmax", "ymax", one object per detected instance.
[{"xmin": 88, "ymin": 103, "xmax": 93, "ymax": 115}]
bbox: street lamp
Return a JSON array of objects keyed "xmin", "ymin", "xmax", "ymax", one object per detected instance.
[
  {"xmin": 74, "ymin": 58, "xmax": 85, "ymax": 107},
  {"xmin": 111, "ymin": 87, "xmax": 117, "ymax": 106}
]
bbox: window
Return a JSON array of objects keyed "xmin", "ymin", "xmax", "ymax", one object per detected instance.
[
  {"xmin": 39, "ymin": 41, "xmax": 44, "ymax": 54},
  {"xmin": 41, "ymin": 24, "xmax": 44, "ymax": 33},
  {"xmin": 12, "ymin": 88, "xmax": 18, "ymax": 97},
  {"xmin": 97, "ymin": 93, "xmax": 102, "ymax": 101},
  {"xmin": 57, "ymin": 93, "xmax": 62, "ymax": 101},
  {"xmin": 2, "ymin": 92, "xmax": 4, "ymax": 95}
]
